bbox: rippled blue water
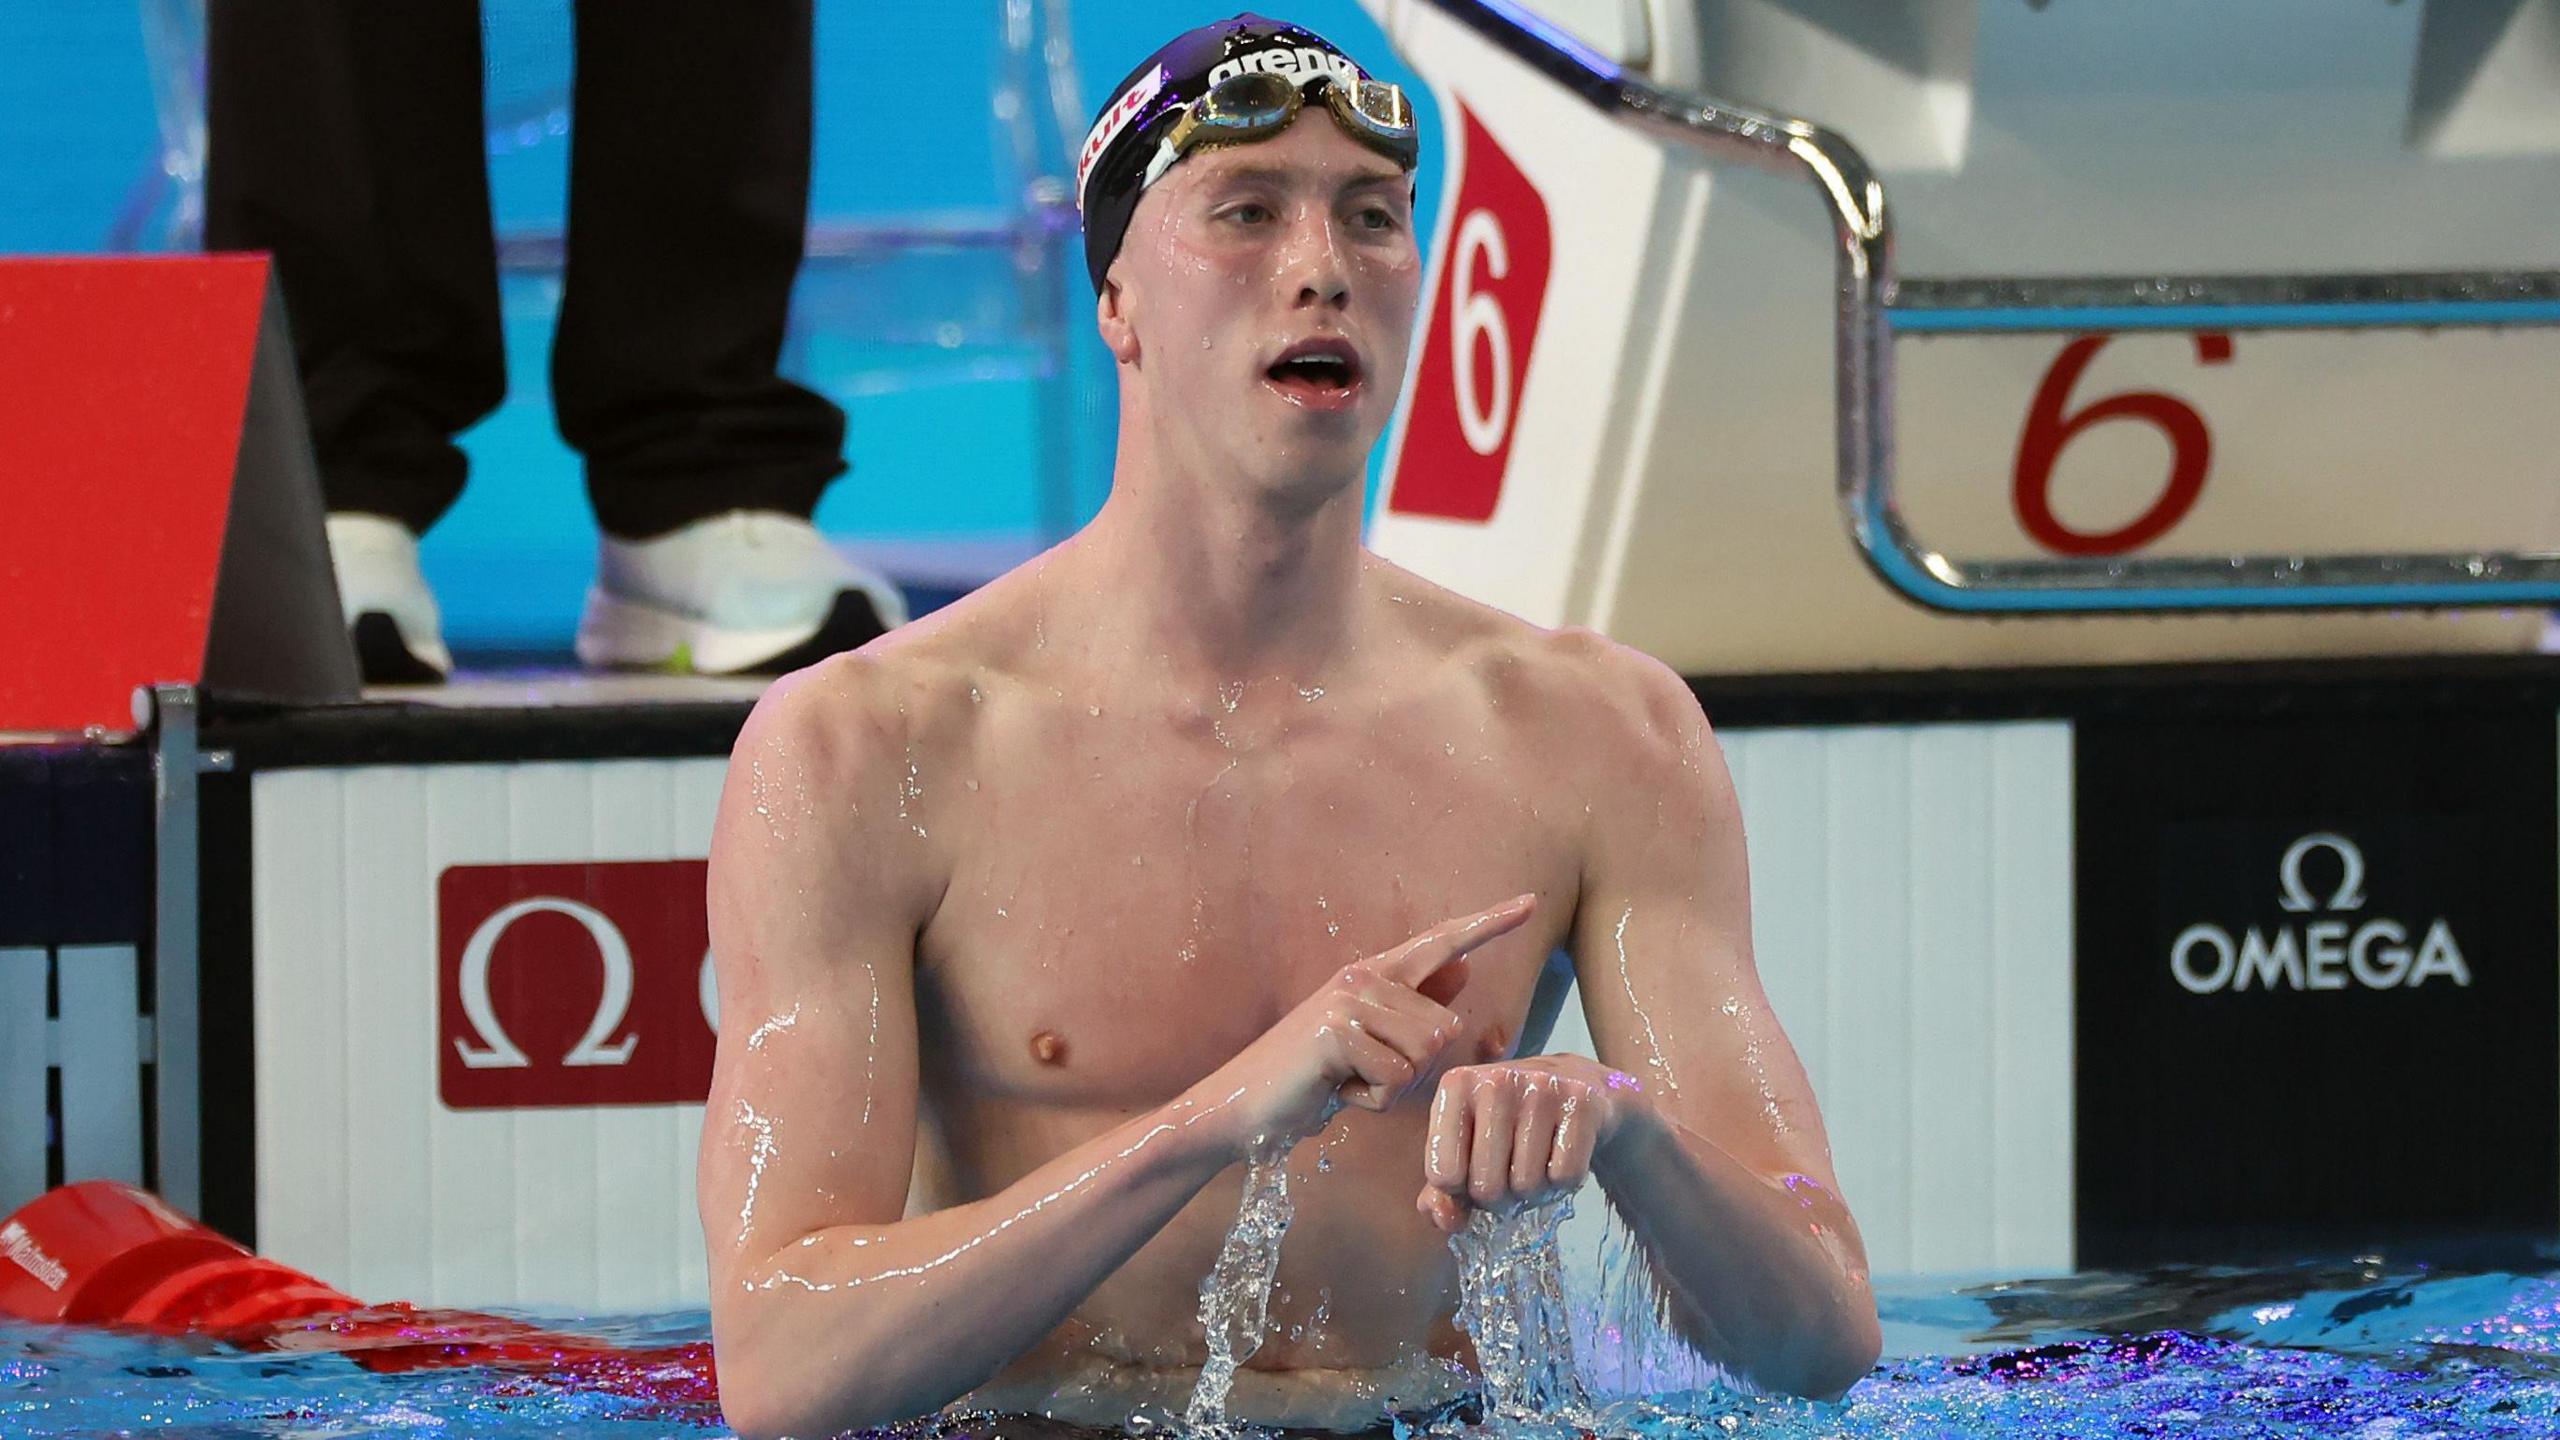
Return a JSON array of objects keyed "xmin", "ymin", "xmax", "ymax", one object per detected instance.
[{"xmin": 7, "ymin": 1257, "xmax": 2559, "ymax": 1438}]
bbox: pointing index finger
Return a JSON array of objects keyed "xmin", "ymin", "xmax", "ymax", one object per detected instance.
[{"xmin": 1384, "ymin": 894, "xmax": 1536, "ymax": 990}]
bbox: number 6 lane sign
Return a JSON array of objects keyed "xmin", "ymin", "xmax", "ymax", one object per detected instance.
[
  {"xmin": 1387, "ymin": 105, "xmax": 1554, "ymax": 523},
  {"xmin": 2013, "ymin": 331, "xmax": 2233, "ymax": 556}
]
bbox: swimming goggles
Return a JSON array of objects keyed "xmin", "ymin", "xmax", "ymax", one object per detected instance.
[{"xmin": 1140, "ymin": 71, "xmax": 1418, "ymax": 192}]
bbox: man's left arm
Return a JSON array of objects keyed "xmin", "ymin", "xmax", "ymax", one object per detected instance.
[{"xmin": 1418, "ymin": 640, "xmax": 1881, "ymax": 1402}]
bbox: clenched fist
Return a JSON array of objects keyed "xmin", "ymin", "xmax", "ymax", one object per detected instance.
[{"xmin": 1416, "ymin": 1055, "xmax": 1648, "ymax": 1233}]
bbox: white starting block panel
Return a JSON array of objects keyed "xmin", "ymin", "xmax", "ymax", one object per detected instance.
[{"xmin": 1363, "ymin": 0, "xmax": 2560, "ymax": 673}]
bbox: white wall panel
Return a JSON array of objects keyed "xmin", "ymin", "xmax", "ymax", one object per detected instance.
[
  {"xmin": 587, "ymin": 761, "xmax": 691, "ymax": 1314},
  {"xmin": 254, "ymin": 770, "xmax": 351, "ymax": 1288},
  {"xmin": 1547, "ymin": 721, "xmax": 2075, "ymax": 1280},
  {"xmin": 343, "ymin": 767, "xmax": 431, "ymax": 1304},
  {"xmin": 1907, "ymin": 729, "xmax": 1999, "ymax": 1274},
  {"xmin": 1987, "ymin": 730, "xmax": 2076, "ymax": 1272},
  {"xmin": 56, "ymin": 944, "xmax": 143, "ymax": 1186},
  {"xmin": 0, "ymin": 948, "xmax": 51, "ymax": 1212},
  {"xmin": 255, "ymin": 760, "xmax": 726, "ymax": 1311}
]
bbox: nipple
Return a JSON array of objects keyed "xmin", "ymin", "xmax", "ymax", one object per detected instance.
[{"xmin": 1031, "ymin": 1030, "xmax": 1069, "ymax": 1066}]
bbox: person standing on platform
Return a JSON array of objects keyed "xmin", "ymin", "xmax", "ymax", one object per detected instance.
[{"xmin": 205, "ymin": 1, "xmax": 907, "ymax": 683}]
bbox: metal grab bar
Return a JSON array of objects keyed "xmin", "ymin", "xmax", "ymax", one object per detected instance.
[
  {"xmin": 1893, "ymin": 272, "xmax": 2560, "ymax": 335},
  {"xmin": 1404, "ymin": 0, "xmax": 2560, "ymax": 613}
]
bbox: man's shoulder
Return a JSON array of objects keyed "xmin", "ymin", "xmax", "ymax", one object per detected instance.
[
  {"xmin": 739, "ymin": 627, "xmax": 990, "ymax": 780},
  {"xmin": 1374, "ymin": 562, "xmax": 1678, "ymax": 694},
  {"xmin": 1419, "ymin": 602, "xmax": 1700, "ymax": 755}
]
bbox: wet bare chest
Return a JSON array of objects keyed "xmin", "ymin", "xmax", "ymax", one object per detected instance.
[{"xmin": 912, "ymin": 708, "xmax": 1578, "ymax": 1109}]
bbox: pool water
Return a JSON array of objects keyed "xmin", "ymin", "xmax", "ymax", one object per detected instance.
[{"xmin": 6, "ymin": 1256, "xmax": 2559, "ymax": 1438}]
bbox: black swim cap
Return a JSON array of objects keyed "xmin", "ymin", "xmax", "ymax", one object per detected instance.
[{"xmin": 1075, "ymin": 14, "xmax": 1413, "ymax": 295}]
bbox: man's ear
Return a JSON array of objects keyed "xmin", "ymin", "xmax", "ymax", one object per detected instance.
[{"xmin": 1096, "ymin": 276, "xmax": 1141, "ymax": 366}]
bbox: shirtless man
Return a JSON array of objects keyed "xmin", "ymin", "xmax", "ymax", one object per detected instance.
[{"xmin": 697, "ymin": 18, "xmax": 1879, "ymax": 1438}]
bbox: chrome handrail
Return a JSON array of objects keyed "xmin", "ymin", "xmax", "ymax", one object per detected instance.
[
  {"xmin": 1893, "ymin": 272, "xmax": 2560, "ymax": 334},
  {"xmin": 1404, "ymin": 0, "xmax": 2560, "ymax": 613}
]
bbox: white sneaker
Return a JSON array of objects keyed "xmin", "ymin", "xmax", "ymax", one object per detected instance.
[
  {"xmin": 575, "ymin": 511, "xmax": 908, "ymax": 675},
  {"xmin": 325, "ymin": 513, "xmax": 453, "ymax": 683}
]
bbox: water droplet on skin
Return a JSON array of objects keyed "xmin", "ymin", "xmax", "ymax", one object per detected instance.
[
  {"xmin": 965, "ymin": 778, "xmax": 981, "ymax": 792},
  {"xmin": 732, "ymin": 1100, "xmax": 780, "ymax": 1243},
  {"xmin": 1614, "ymin": 904, "xmax": 1680, "ymax": 1098},
  {"xmin": 1442, "ymin": 741, "xmax": 1457, "ymax": 756},
  {"xmin": 862, "ymin": 967, "xmax": 881, "ymax": 1123},
  {"xmin": 1088, "ymin": 705, "xmax": 1102, "ymax": 717},
  {"xmin": 898, "ymin": 757, "xmax": 929, "ymax": 839},
  {"xmin": 746, "ymin": 1004, "xmax": 801, "ymax": 1052},
  {"xmin": 1299, "ymin": 686, "xmax": 1325, "ymax": 702}
]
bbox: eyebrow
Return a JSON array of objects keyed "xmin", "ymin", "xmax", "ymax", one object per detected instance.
[{"xmin": 1202, "ymin": 162, "xmax": 1410, "ymax": 197}]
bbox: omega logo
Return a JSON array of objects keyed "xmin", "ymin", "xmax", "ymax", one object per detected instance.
[
  {"xmin": 437, "ymin": 860, "xmax": 718, "ymax": 1109},
  {"xmin": 453, "ymin": 898, "xmax": 725, "ymax": 1069},
  {"xmin": 453, "ymin": 898, "xmax": 641, "ymax": 1069},
  {"xmin": 2169, "ymin": 832, "xmax": 2472, "ymax": 996}
]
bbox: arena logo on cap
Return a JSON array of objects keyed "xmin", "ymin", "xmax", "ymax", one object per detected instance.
[
  {"xmin": 2168, "ymin": 831, "xmax": 2474, "ymax": 995},
  {"xmin": 1207, "ymin": 45, "xmax": 1361, "ymax": 89},
  {"xmin": 1079, "ymin": 65, "xmax": 1167, "ymax": 202}
]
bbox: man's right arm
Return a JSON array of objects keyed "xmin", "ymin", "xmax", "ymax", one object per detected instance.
[{"xmin": 698, "ymin": 662, "xmax": 1245, "ymax": 1439}]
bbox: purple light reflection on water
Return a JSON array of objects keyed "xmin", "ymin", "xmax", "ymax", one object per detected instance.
[{"xmin": 3, "ymin": 1260, "xmax": 2559, "ymax": 1438}]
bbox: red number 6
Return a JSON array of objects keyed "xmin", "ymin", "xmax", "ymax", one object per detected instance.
[{"xmin": 2013, "ymin": 332, "xmax": 2231, "ymax": 556}]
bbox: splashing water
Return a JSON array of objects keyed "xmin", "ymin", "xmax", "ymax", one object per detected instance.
[
  {"xmin": 1568, "ymin": 1205, "xmax": 1738, "ymax": 1402},
  {"xmin": 1185, "ymin": 1142, "xmax": 1298, "ymax": 1430},
  {"xmin": 1452, "ymin": 1196, "xmax": 1593, "ymax": 1428}
]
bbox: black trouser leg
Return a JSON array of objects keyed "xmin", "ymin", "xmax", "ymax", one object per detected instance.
[
  {"xmin": 554, "ymin": 0, "xmax": 845, "ymax": 541},
  {"xmin": 204, "ymin": 0, "xmax": 502, "ymax": 535}
]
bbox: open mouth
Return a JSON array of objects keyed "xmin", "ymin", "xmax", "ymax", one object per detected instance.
[{"xmin": 1264, "ymin": 340, "xmax": 1364, "ymax": 407}]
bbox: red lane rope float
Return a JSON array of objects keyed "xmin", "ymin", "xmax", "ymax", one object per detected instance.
[{"xmin": 0, "ymin": 1182, "xmax": 718, "ymax": 1411}]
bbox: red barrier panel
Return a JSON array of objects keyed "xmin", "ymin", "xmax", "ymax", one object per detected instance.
[
  {"xmin": 0, "ymin": 256, "xmax": 356, "ymax": 736},
  {"xmin": 0, "ymin": 1181, "xmax": 717, "ymax": 1411}
]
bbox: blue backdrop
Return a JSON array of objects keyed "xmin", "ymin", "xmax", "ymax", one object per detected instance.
[{"xmin": 0, "ymin": 2, "xmax": 1442, "ymax": 648}]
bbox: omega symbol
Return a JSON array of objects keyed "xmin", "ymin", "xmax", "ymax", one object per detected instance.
[
  {"xmin": 452, "ymin": 897, "xmax": 641, "ymax": 1070},
  {"xmin": 2276, "ymin": 832, "xmax": 2366, "ymax": 913}
]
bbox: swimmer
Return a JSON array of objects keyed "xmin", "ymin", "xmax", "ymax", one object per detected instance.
[{"xmin": 696, "ymin": 16, "xmax": 1879, "ymax": 1438}]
